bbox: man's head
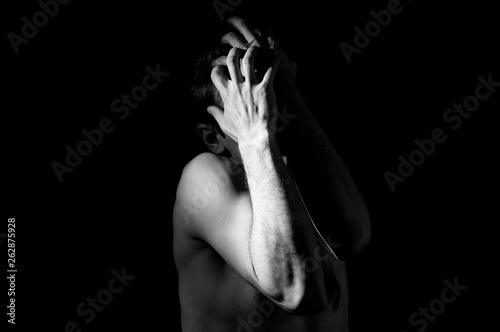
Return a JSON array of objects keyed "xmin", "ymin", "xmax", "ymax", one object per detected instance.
[
  {"xmin": 191, "ymin": 43, "xmax": 280, "ymax": 164},
  {"xmin": 191, "ymin": 43, "xmax": 240, "ymax": 162}
]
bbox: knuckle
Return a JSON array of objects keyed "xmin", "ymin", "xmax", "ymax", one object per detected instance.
[
  {"xmin": 230, "ymin": 16, "xmax": 244, "ymax": 26},
  {"xmin": 213, "ymin": 56, "xmax": 227, "ymax": 66},
  {"xmin": 228, "ymin": 49, "xmax": 242, "ymax": 61},
  {"xmin": 210, "ymin": 69, "xmax": 217, "ymax": 79},
  {"xmin": 228, "ymin": 47, "xmax": 238, "ymax": 57},
  {"xmin": 210, "ymin": 67, "xmax": 222, "ymax": 80},
  {"xmin": 222, "ymin": 32, "xmax": 237, "ymax": 43}
]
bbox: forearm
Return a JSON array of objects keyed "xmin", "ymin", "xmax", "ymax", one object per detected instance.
[
  {"xmin": 239, "ymin": 133, "xmax": 327, "ymax": 310},
  {"xmin": 278, "ymin": 82, "xmax": 371, "ymax": 255}
]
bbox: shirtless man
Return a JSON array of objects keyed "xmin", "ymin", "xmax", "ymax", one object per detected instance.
[{"xmin": 173, "ymin": 17, "xmax": 371, "ymax": 332}]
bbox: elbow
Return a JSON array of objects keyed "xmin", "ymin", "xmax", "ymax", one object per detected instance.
[
  {"xmin": 258, "ymin": 270, "xmax": 310, "ymax": 314},
  {"xmin": 351, "ymin": 216, "xmax": 371, "ymax": 255},
  {"xmin": 341, "ymin": 214, "xmax": 371, "ymax": 259},
  {"xmin": 280, "ymin": 287, "xmax": 305, "ymax": 313},
  {"xmin": 263, "ymin": 278, "xmax": 306, "ymax": 313},
  {"xmin": 280, "ymin": 285, "xmax": 332, "ymax": 316},
  {"xmin": 264, "ymin": 276, "xmax": 331, "ymax": 316},
  {"xmin": 354, "ymin": 225, "xmax": 371, "ymax": 253}
]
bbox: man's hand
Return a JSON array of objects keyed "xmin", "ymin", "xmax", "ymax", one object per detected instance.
[
  {"xmin": 212, "ymin": 17, "xmax": 371, "ymax": 258},
  {"xmin": 208, "ymin": 45, "xmax": 280, "ymax": 144},
  {"xmin": 209, "ymin": 17, "xmax": 371, "ymax": 259},
  {"xmin": 212, "ymin": 16, "xmax": 296, "ymax": 89},
  {"xmin": 200, "ymin": 42, "xmax": 333, "ymax": 312}
]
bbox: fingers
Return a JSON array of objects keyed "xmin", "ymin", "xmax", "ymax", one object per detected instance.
[
  {"xmin": 242, "ymin": 45, "xmax": 258, "ymax": 83},
  {"xmin": 207, "ymin": 106, "xmax": 239, "ymax": 142},
  {"xmin": 227, "ymin": 47, "xmax": 244, "ymax": 82},
  {"xmin": 221, "ymin": 32, "xmax": 244, "ymax": 47},
  {"xmin": 207, "ymin": 105, "xmax": 224, "ymax": 126},
  {"xmin": 210, "ymin": 65, "xmax": 229, "ymax": 93},
  {"xmin": 227, "ymin": 16, "xmax": 258, "ymax": 44},
  {"xmin": 261, "ymin": 52, "xmax": 280, "ymax": 86},
  {"xmin": 211, "ymin": 56, "xmax": 227, "ymax": 67}
]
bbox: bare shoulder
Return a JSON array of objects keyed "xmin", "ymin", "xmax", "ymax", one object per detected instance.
[
  {"xmin": 173, "ymin": 152, "xmax": 246, "ymax": 235},
  {"xmin": 175, "ymin": 152, "xmax": 237, "ymax": 201},
  {"xmin": 180, "ymin": 152, "xmax": 229, "ymax": 184}
]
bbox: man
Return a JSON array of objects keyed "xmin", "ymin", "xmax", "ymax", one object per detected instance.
[{"xmin": 173, "ymin": 17, "xmax": 371, "ymax": 332}]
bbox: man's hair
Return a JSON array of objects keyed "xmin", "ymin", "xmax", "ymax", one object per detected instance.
[
  {"xmin": 190, "ymin": 42, "xmax": 277, "ymax": 135},
  {"xmin": 190, "ymin": 43, "xmax": 232, "ymax": 135}
]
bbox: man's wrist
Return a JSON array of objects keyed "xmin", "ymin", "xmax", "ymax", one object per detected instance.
[
  {"xmin": 238, "ymin": 129, "xmax": 281, "ymax": 162},
  {"xmin": 239, "ymin": 130, "xmax": 273, "ymax": 152}
]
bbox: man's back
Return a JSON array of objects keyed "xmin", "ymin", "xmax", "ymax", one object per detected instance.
[{"xmin": 173, "ymin": 153, "xmax": 349, "ymax": 332}]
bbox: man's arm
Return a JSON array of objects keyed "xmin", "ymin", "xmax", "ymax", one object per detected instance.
[
  {"xmin": 277, "ymin": 81, "xmax": 371, "ymax": 259},
  {"xmin": 174, "ymin": 150, "xmax": 329, "ymax": 314},
  {"xmin": 219, "ymin": 16, "xmax": 371, "ymax": 259},
  {"xmin": 178, "ymin": 46, "xmax": 333, "ymax": 314},
  {"xmin": 239, "ymin": 123, "xmax": 329, "ymax": 312}
]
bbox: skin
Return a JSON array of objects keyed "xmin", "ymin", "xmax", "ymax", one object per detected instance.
[{"xmin": 173, "ymin": 17, "xmax": 371, "ymax": 331}]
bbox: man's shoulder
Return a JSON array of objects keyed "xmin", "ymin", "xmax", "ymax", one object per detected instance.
[
  {"xmin": 177, "ymin": 152, "xmax": 232, "ymax": 192},
  {"xmin": 173, "ymin": 152, "xmax": 247, "ymax": 241},
  {"xmin": 174, "ymin": 152, "xmax": 242, "ymax": 219},
  {"xmin": 182, "ymin": 152, "xmax": 227, "ymax": 177},
  {"xmin": 173, "ymin": 153, "xmax": 220, "ymax": 232}
]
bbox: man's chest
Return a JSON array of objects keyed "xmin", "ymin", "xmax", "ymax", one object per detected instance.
[{"xmin": 179, "ymin": 249, "xmax": 346, "ymax": 331}]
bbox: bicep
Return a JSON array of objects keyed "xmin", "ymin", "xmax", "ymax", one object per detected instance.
[
  {"xmin": 186, "ymin": 184, "xmax": 258, "ymax": 286},
  {"xmin": 191, "ymin": 192, "xmax": 304, "ymax": 314},
  {"xmin": 176, "ymin": 153, "xmax": 287, "ymax": 304}
]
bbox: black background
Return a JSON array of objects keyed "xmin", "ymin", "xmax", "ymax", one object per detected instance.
[{"xmin": 3, "ymin": 0, "xmax": 498, "ymax": 331}]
